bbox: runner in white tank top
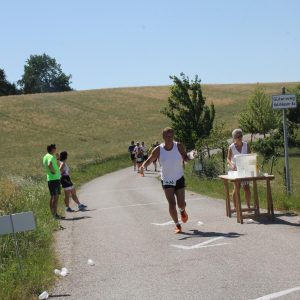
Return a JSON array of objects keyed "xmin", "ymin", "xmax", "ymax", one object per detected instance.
[
  {"xmin": 141, "ymin": 127, "xmax": 192, "ymax": 234},
  {"xmin": 227, "ymin": 128, "xmax": 251, "ymax": 209},
  {"xmin": 159, "ymin": 141, "xmax": 184, "ymax": 184}
]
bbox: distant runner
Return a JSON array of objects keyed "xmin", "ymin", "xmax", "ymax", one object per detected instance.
[
  {"xmin": 128, "ymin": 141, "xmax": 136, "ymax": 171},
  {"xmin": 134, "ymin": 142, "xmax": 144, "ymax": 173},
  {"xmin": 141, "ymin": 128, "xmax": 191, "ymax": 233},
  {"xmin": 141, "ymin": 142, "xmax": 148, "ymax": 170}
]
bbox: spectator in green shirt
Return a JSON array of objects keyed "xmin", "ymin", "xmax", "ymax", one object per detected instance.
[{"xmin": 43, "ymin": 144, "xmax": 63, "ymax": 219}]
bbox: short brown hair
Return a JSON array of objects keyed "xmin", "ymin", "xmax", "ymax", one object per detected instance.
[{"xmin": 162, "ymin": 127, "xmax": 174, "ymax": 136}]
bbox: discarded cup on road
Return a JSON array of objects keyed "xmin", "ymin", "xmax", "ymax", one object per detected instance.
[
  {"xmin": 244, "ymin": 218, "xmax": 255, "ymax": 224},
  {"xmin": 87, "ymin": 259, "xmax": 95, "ymax": 266},
  {"xmin": 54, "ymin": 269, "xmax": 61, "ymax": 276},
  {"xmin": 38, "ymin": 291, "xmax": 49, "ymax": 299},
  {"xmin": 60, "ymin": 269, "xmax": 68, "ymax": 277},
  {"xmin": 61, "ymin": 267, "xmax": 69, "ymax": 274}
]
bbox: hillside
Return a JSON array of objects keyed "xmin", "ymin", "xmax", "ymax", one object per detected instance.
[{"xmin": 0, "ymin": 82, "xmax": 298, "ymax": 179}]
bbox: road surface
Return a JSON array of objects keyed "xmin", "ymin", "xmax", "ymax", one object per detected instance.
[{"xmin": 52, "ymin": 166, "xmax": 300, "ymax": 300}]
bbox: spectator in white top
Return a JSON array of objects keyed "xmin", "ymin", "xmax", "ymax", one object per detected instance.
[
  {"xmin": 59, "ymin": 151, "xmax": 87, "ymax": 212},
  {"xmin": 227, "ymin": 129, "xmax": 251, "ymax": 209}
]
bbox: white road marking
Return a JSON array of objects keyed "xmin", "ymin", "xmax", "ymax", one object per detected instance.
[
  {"xmin": 151, "ymin": 221, "xmax": 174, "ymax": 226},
  {"xmin": 253, "ymin": 286, "xmax": 300, "ymax": 300},
  {"xmin": 171, "ymin": 236, "xmax": 230, "ymax": 250}
]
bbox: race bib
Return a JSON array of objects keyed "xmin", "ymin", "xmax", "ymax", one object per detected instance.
[{"xmin": 162, "ymin": 178, "xmax": 176, "ymax": 186}]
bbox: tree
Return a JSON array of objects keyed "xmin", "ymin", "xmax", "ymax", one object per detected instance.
[
  {"xmin": 18, "ymin": 54, "xmax": 72, "ymax": 94},
  {"xmin": 287, "ymin": 84, "xmax": 300, "ymax": 125},
  {"xmin": 239, "ymin": 85, "xmax": 279, "ymax": 140},
  {"xmin": 161, "ymin": 73, "xmax": 215, "ymax": 150},
  {"xmin": 0, "ymin": 68, "xmax": 19, "ymax": 96}
]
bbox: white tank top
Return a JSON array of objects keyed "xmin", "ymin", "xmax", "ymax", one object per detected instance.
[
  {"xmin": 159, "ymin": 142, "xmax": 184, "ymax": 182},
  {"xmin": 230, "ymin": 141, "xmax": 248, "ymax": 166},
  {"xmin": 60, "ymin": 162, "xmax": 70, "ymax": 176}
]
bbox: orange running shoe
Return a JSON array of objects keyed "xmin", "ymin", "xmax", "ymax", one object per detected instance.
[
  {"xmin": 175, "ymin": 224, "xmax": 182, "ymax": 234},
  {"xmin": 180, "ymin": 209, "xmax": 188, "ymax": 223}
]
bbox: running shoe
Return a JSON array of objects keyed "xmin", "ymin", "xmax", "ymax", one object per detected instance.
[
  {"xmin": 180, "ymin": 209, "xmax": 188, "ymax": 223},
  {"xmin": 175, "ymin": 224, "xmax": 182, "ymax": 234},
  {"xmin": 78, "ymin": 204, "xmax": 87, "ymax": 210},
  {"xmin": 65, "ymin": 207, "xmax": 74, "ymax": 212}
]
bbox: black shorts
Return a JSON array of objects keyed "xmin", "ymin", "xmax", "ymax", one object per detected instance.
[
  {"xmin": 161, "ymin": 176, "xmax": 185, "ymax": 191},
  {"xmin": 136, "ymin": 157, "xmax": 144, "ymax": 163},
  {"xmin": 60, "ymin": 175, "xmax": 74, "ymax": 190},
  {"xmin": 130, "ymin": 154, "xmax": 135, "ymax": 161},
  {"xmin": 47, "ymin": 180, "xmax": 61, "ymax": 196},
  {"xmin": 143, "ymin": 155, "xmax": 148, "ymax": 161}
]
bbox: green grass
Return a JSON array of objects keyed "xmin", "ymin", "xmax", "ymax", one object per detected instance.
[
  {"xmin": 0, "ymin": 154, "xmax": 131, "ymax": 300},
  {"xmin": 0, "ymin": 82, "xmax": 298, "ymax": 179},
  {"xmin": 0, "ymin": 82, "xmax": 299, "ymax": 299}
]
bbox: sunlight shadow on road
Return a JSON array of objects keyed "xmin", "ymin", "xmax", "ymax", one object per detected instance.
[
  {"xmin": 254, "ymin": 212, "xmax": 300, "ymax": 227},
  {"xmin": 61, "ymin": 216, "xmax": 92, "ymax": 221},
  {"xmin": 49, "ymin": 293, "xmax": 71, "ymax": 298},
  {"xmin": 178, "ymin": 230, "xmax": 243, "ymax": 241}
]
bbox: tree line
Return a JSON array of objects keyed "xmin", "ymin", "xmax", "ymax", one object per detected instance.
[
  {"xmin": 163, "ymin": 73, "xmax": 300, "ymax": 176},
  {"xmin": 0, "ymin": 53, "xmax": 72, "ymax": 96}
]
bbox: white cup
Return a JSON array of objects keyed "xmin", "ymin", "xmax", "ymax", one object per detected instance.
[
  {"xmin": 54, "ymin": 269, "xmax": 61, "ymax": 276},
  {"xmin": 38, "ymin": 291, "xmax": 49, "ymax": 299},
  {"xmin": 61, "ymin": 267, "xmax": 69, "ymax": 274}
]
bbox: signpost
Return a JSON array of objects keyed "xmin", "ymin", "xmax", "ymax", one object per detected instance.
[
  {"xmin": 272, "ymin": 88, "xmax": 297, "ymax": 195},
  {"xmin": 0, "ymin": 211, "xmax": 36, "ymax": 271}
]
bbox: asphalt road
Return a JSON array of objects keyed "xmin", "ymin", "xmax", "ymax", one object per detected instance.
[{"xmin": 52, "ymin": 166, "xmax": 300, "ymax": 300}]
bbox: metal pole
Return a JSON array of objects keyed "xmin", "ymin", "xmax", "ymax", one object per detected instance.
[{"xmin": 282, "ymin": 87, "xmax": 291, "ymax": 195}]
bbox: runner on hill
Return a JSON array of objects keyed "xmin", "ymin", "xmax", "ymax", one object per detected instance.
[
  {"xmin": 141, "ymin": 141, "xmax": 148, "ymax": 171},
  {"xmin": 134, "ymin": 142, "xmax": 144, "ymax": 173},
  {"xmin": 141, "ymin": 128, "xmax": 191, "ymax": 233},
  {"xmin": 128, "ymin": 141, "xmax": 137, "ymax": 171}
]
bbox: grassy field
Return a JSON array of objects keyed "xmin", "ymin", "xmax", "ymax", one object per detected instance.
[
  {"xmin": 0, "ymin": 81, "xmax": 299, "ymax": 299},
  {"xmin": 0, "ymin": 82, "xmax": 298, "ymax": 179}
]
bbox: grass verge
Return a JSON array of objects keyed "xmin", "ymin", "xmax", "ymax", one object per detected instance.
[{"xmin": 0, "ymin": 154, "xmax": 131, "ymax": 300}]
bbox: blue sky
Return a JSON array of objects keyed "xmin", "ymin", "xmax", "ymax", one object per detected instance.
[{"xmin": 1, "ymin": 0, "xmax": 299, "ymax": 90}]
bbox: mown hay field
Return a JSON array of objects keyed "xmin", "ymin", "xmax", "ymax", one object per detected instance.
[{"xmin": 1, "ymin": 82, "xmax": 298, "ymax": 180}]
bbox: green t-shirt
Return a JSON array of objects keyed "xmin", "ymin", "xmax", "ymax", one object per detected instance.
[{"xmin": 43, "ymin": 153, "xmax": 60, "ymax": 181}]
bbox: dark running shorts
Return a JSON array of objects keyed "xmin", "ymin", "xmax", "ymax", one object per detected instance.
[
  {"xmin": 130, "ymin": 154, "xmax": 135, "ymax": 161},
  {"xmin": 136, "ymin": 157, "xmax": 144, "ymax": 163},
  {"xmin": 47, "ymin": 180, "xmax": 61, "ymax": 196},
  {"xmin": 161, "ymin": 176, "xmax": 185, "ymax": 191},
  {"xmin": 60, "ymin": 175, "xmax": 74, "ymax": 189}
]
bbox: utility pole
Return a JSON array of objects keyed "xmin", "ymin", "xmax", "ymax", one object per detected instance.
[{"xmin": 281, "ymin": 87, "xmax": 291, "ymax": 195}]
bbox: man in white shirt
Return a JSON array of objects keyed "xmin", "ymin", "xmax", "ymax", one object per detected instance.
[{"xmin": 141, "ymin": 128, "xmax": 191, "ymax": 233}]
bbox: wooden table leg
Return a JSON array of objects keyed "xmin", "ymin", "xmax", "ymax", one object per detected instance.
[
  {"xmin": 266, "ymin": 179, "xmax": 274, "ymax": 220},
  {"xmin": 234, "ymin": 181, "xmax": 243, "ymax": 224},
  {"xmin": 224, "ymin": 180, "xmax": 231, "ymax": 217},
  {"xmin": 252, "ymin": 180, "xmax": 260, "ymax": 217}
]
